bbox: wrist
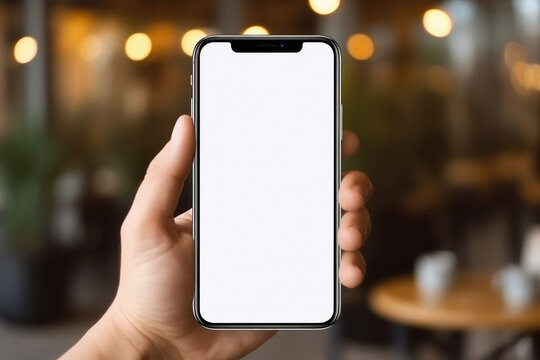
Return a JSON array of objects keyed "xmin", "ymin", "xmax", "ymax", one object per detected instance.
[
  {"xmin": 98, "ymin": 302, "xmax": 181, "ymax": 359},
  {"xmin": 61, "ymin": 302, "xmax": 177, "ymax": 360},
  {"xmin": 93, "ymin": 306, "xmax": 156, "ymax": 359}
]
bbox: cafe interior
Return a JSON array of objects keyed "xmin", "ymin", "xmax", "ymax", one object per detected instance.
[{"xmin": 1, "ymin": 0, "xmax": 540, "ymax": 359}]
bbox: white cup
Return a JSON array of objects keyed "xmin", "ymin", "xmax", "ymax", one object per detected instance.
[
  {"xmin": 493, "ymin": 264, "xmax": 538, "ymax": 310},
  {"xmin": 522, "ymin": 226, "xmax": 540, "ymax": 276},
  {"xmin": 415, "ymin": 251, "xmax": 457, "ymax": 302}
]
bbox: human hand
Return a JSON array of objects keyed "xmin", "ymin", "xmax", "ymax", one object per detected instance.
[{"xmin": 62, "ymin": 115, "xmax": 372, "ymax": 360}]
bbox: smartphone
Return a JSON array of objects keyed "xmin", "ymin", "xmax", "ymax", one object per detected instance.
[{"xmin": 192, "ymin": 35, "xmax": 341, "ymax": 329}]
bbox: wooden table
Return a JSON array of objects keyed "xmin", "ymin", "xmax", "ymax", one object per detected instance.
[
  {"xmin": 369, "ymin": 271, "xmax": 540, "ymax": 330},
  {"xmin": 368, "ymin": 272, "xmax": 540, "ymax": 359}
]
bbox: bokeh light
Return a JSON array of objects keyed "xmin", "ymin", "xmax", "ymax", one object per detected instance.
[
  {"xmin": 243, "ymin": 25, "xmax": 269, "ymax": 35},
  {"xmin": 181, "ymin": 29, "xmax": 207, "ymax": 56},
  {"xmin": 124, "ymin": 33, "xmax": 152, "ymax": 61},
  {"xmin": 13, "ymin": 36, "xmax": 38, "ymax": 64},
  {"xmin": 79, "ymin": 35, "xmax": 103, "ymax": 62},
  {"xmin": 347, "ymin": 33, "xmax": 374, "ymax": 61},
  {"xmin": 511, "ymin": 61, "xmax": 540, "ymax": 92},
  {"xmin": 309, "ymin": 0, "xmax": 341, "ymax": 15},
  {"xmin": 423, "ymin": 9, "xmax": 453, "ymax": 38}
]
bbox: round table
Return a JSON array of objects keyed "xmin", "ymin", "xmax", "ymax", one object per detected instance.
[
  {"xmin": 369, "ymin": 272, "xmax": 540, "ymax": 359},
  {"xmin": 369, "ymin": 271, "xmax": 540, "ymax": 331}
]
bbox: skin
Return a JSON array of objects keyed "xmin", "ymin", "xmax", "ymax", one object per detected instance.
[{"xmin": 61, "ymin": 115, "xmax": 373, "ymax": 360}]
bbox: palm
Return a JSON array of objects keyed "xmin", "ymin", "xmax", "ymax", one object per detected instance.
[{"xmin": 118, "ymin": 209, "xmax": 274, "ymax": 359}]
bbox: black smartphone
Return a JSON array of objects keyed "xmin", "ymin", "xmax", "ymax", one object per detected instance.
[{"xmin": 192, "ymin": 35, "xmax": 342, "ymax": 329}]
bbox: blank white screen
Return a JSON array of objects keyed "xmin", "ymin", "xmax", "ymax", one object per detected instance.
[{"xmin": 198, "ymin": 41, "xmax": 336, "ymax": 324}]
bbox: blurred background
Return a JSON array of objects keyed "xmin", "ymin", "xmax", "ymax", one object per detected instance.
[{"xmin": 1, "ymin": 0, "xmax": 540, "ymax": 359}]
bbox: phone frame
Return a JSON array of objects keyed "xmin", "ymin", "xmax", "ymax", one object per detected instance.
[{"xmin": 192, "ymin": 35, "xmax": 342, "ymax": 329}]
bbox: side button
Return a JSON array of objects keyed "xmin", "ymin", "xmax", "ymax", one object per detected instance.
[
  {"xmin": 340, "ymin": 104, "xmax": 343, "ymax": 140},
  {"xmin": 190, "ymin": 98, "xmax": 193, "ymax": 116},
  {"xmin": 190, "ymin": 74, "xmax": 192, "ymax": 86}
]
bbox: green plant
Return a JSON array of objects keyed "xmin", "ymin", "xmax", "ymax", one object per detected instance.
[{"xmin": 0, "ymin": 119, "xmax": 58, "ymax": 254}]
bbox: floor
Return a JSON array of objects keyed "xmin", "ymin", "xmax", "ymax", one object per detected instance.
[{"xmin": 0, "ymin": 317, "xmax": 93, "ymax": 360}]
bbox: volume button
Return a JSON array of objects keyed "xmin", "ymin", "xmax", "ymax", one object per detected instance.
[
  {"xmin": 191, "ymin": 98, "xmax": 194, "ymax": 116},
  {"xmin": 340, "ymin": 104, "xmax": 343, "ymax": 140}
]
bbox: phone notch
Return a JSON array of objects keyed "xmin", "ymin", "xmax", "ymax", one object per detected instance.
[{"xmin": 231, "ymin": 39, "xmax": 303, "ymax": 53}]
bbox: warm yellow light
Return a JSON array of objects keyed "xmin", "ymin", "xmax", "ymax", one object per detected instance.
[
  {"xmin": 181, "ymin": 29, "xmax": 207, "ymax": 56},
  {"xmin": 423, "ymin": 9, "xmax": 453, "ymax": 38},
  {"xmin": 243, "ymin": 25, "xmax": 269, "ymax": 35},
  {"xmin": 347, "ymin": 33, "xmax": 374, "ymax": 61},
  {"xmin": 309, "ymin": 0, "xmax": 341, "ymax": 15},
  {"xmin": 512, "ymin": 61, "xmax": 540, "ymax": 92},
  {"xmin": 125, "ymin": 33, "xmax": 152, "ymax": 61},
  {"xmin": 533, "ymin": 64, "xmax": 540, "ymax": 91},
  {"xmin": 14, "ymin": 36, "xmax": 38, "ymax": 64},
  {"xmin": 79, "ymin": 35, "xmax": 103, "ymax": 61},
  {"xmin": 532, "ymin": 64, "xmax": 540, "ymax": 91}
]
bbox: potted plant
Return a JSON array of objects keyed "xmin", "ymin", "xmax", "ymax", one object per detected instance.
[{"xmin": 0, "ymin": 119, "xmax": 69, "ymax": 323}]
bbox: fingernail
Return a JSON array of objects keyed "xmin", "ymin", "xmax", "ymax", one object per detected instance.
[{"xmin": 171, "ymin": 118, "xmax": 183, "ymax": 143}]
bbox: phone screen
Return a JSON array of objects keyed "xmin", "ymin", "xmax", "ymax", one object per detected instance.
[{"xmin": 195, "ymin": 38, "xmax": 340, "ymax": 327}]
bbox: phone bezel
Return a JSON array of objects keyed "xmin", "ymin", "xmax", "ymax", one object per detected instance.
[{"xmin": 192, "ymin": 35, "xmax": 342, "ymax": 330}]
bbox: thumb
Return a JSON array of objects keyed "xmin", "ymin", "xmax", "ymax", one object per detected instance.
[{"xmin": 127, "ymin": 115, "xmax": 195, "ymax": 223}]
